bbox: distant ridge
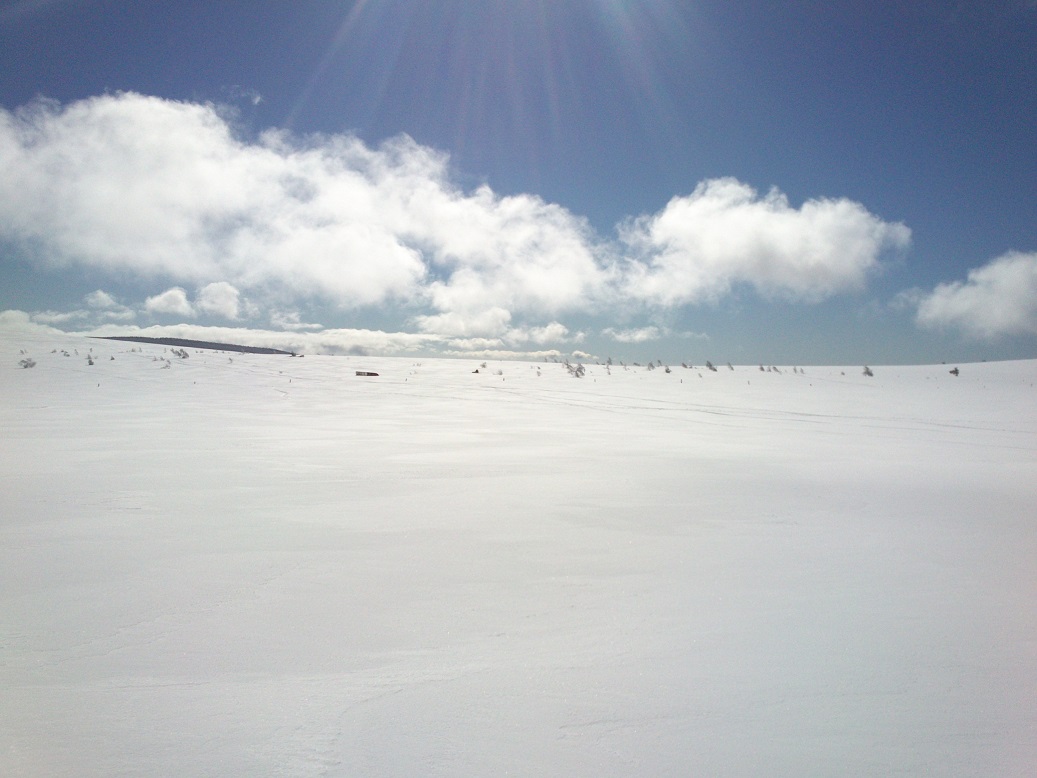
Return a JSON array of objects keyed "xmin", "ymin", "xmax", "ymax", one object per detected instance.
[{"xmin": 95, "ymin": 336, "xmax": 294, "ymax": 355}]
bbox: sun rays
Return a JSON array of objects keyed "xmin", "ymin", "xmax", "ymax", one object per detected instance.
[{"xmin": 281, "ymin": 0, "xmax": 697, "ymax": 187}]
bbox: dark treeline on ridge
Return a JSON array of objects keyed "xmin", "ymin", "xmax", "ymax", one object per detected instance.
[{"xmin": 95, "ymin": 336, "xmax": 293, "ymax": 355}]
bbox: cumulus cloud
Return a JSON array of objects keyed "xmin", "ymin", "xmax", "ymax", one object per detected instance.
[
  {"xmin": 82, "ymin": 289, "xmax": 136, "ymax": 321},
  {"xmin": 620, "ymin": 178, "xmax": 910, "ymax": 305},
  {"xmin": 145, "ymin": 287, "xmax": 194, "ymax": 317},
  {"xmin": 85, "ymin": 289, "xmax": 118, "ymax": 309},
  {"xmin": 0, "ymin": 93, "xmax": 605, "ymax": 325},
  {"xmin": 195, "ymin": 281, "xmax": 242, "ymax": 320},
  {"xmin": 0, "ymin": 94, "xmax": 428, "ymax": 306},
  {"xmin": 0, "ymin": 93, "xmax": 914, "ymax": 347},
  {"xmin": 915, "ymin": 251, "xmax": 1037, "ymax": 339},
  {"xmin": 413, "ymin": 307, "xmax": 513, "ymax": 338},
  {"xmin": 413, "ymin": 188, "xmax": 610, "ymax": 319}
]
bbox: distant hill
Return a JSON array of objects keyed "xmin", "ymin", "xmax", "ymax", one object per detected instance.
[{"xmin": 94, "ymin": 336, "xmax": 294, "ymax": 355}]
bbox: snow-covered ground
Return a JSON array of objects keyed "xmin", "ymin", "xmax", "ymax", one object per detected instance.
[{"xmin": 2, "ymin": 328, "xmax": 1035, "ymax": 776}]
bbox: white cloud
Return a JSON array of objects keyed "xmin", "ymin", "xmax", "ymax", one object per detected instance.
[
  {"xmin": 439, "ymin": 347, "xmax": 567, "ymax": 361},
  {"xmin": 0, "ymin": 309, "xmax": 63, "ymax": 334},
  {"xmin": 195, "ymin": 281, "xmax": 242, "ymax": 320},
  {"xmin": 83, "ymin": 289, "xmax": 136, "ymax": 321},
  {"xmin": 505, "ymin": 321, "xmax": 579, "ymax": 345},
  {"xmin": 29, "ymin": 309, "xmax": 89, "ymax": 325},
  {"xmin": 413, "ymin": 307, "xmax": 512, "ymax": 338},
  {"xmin": 270, "ymin": 310, "xmax": 322, "ymax": 331},
  {"xmin": 6, "ymin": 294, "xmax": 137, "ymax": 329},
  {"xmin": 145, "ymin": 287, "xmax": 194, "ymax": 317},
  {"xmin": 413, "ymin": 187, "xmax": 611, "ymax": 319},
  {"xmin": 915, "ymin": 251, "xmax": 1037, "ymax": 339},
  {"xmin": 620, "ymin": 178, "xmax": 910, "ymax": 305},
  {"xmin": 29, "ymin": 306, "xmax": 141, "ymax": 325},
  {"xmin": 0, "ymin": 93, "xmax": 915, "ymax": 346},
  {"xmin": 0, "ymin": 94, "xmax": 429, "ymax": 307},
  {"xmin": 0, "ymin": 94, "xmax": 619, "ymax": 331},
  {"xmin": 603, "ymin": 325, "xmax": 666, "ymax": 343},
  {"xmin": 414, "ymin": 315, "xmax": 581, "ymax": 350},
  {"xmin": 445, "ymin": 337, "xmax": 505, "ymax": 351},
  {"xmin": 85, "ymin": 289, "xmax": 118, "ymax": 309},
  {"xmin": 102, "ymin": 308, "xmax": 137, "ymax": 322}
]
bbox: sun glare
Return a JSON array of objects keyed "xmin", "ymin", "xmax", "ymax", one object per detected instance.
[{"xmin": 282, "ymin": 1, "xmax": 696, "ymax": 172}]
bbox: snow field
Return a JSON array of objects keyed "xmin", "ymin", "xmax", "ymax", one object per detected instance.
[{"xmin": 2, "ymin": 330, "xmax": 1035, "ymax": 776}]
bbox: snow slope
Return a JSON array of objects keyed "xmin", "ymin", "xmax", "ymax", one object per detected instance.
[{"xmin": 2, "ymin": 329, "xmax": 1035, "ymax": 776}]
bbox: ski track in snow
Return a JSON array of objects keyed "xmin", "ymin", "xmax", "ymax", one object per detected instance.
[{"xmin": 2, "ymin": 329, "xmax": 1036, "ymax": 776}]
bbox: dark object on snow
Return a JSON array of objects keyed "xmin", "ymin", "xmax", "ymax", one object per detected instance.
[
  {"xmin": 356, "ymin": 371, "xmax": 379, "ymax": 377},
  {"xmin": 95, "ymin": 336, "xmax": 293, "ymax": 355},
  {"xmin": 949, "ymin": 367, "xmax": 959, "ymax": 376}
]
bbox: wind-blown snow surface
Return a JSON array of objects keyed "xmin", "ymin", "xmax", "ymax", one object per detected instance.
[{"xmin": 2, "ymin": 330, "xmax": 1035, "ymax": 777}]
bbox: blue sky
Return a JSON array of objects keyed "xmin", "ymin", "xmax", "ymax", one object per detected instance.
[{"xmin": 1, "ymin": 0, "xmax": 1035, "ymax": 364}]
